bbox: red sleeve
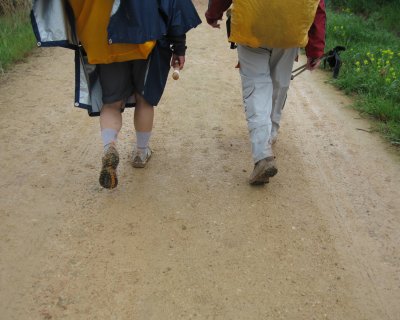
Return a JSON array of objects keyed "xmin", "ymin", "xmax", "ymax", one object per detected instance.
[
  {"xmin": 205, "ymin": 0, "xmax": 232, "ymax": 25},
  {"xmin": 305, "ymin": 0, "xmax": 326, "ymax": 58}
]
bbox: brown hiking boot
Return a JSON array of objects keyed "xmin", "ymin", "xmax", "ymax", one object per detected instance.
[
  {"xmin": 99, "ymin": 144, "xmax": 119, "ymax": 189},
  {"xmin": 249, "ymin": 156, "xmax": 278, "ymax": 185}
]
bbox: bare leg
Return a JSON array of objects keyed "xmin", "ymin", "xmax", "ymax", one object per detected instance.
[
  {"xmin": 100, "ymin": 100, "xmax": 124, "ymax": 132},
  {"xmin": 134, "ymin": 93, "xmax": 154, "ymax": 132}
]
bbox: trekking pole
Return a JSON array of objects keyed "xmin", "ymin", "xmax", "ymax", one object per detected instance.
[
  {"xmin": 291, "ymin": 63, "xmax": 308, "ymax": 80},
  {"xmin": 172, "ymin": 67, "xmax": 180, "ymax": 80},
  {"xmin": 291, "ymin": 55, "xmax": 327, "ymax": 80},
  {"xmin": 172, "ymin": 59, "xmax": 180, "ymax": 80},
  {"xmin": 291, "ymin": 47, "xmax": 346, "ymax": 80}
]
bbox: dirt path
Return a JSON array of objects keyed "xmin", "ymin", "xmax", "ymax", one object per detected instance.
[{"xmin": 1, "ymin": 2, "xmax": 400, "ymax": 319}]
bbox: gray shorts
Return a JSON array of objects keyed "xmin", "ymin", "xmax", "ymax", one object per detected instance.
[{"xmin": 98, "ymin": 59, "xmax": 149, "ymax": 104}]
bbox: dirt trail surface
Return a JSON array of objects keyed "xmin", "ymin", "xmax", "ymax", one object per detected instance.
[{"xmin": 1, "ymin": 2, "xmax": 400, "ymax": 319}]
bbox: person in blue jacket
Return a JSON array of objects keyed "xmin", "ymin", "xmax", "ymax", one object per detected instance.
[{"xmin": 31, "ymin": 0, "xmax": 201, "ymax": 189}]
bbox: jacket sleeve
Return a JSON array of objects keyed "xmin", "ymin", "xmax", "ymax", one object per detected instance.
[
  {"xmin": 305, "ymin": 0, "xmax": 326, "ymax": 58},
  {"xmin": 159, "ymin": 0, "xmax": 202, "ymax": 37},
  {"xmin": 166, "ymin": 34, "xmax": 187, "ymax": 55},
  {"xmin": 158, "ymin": 0, "xmax": 201, "ymax": 55},
  {"xmin": 205, "ymin": 0, "xmax": 232, "ymax": 25}
]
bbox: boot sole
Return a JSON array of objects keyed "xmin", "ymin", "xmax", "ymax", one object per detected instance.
[
  {"xmin": 99, "ymin": 167, "xmax": 118, "ymax": 189},
  {"xmin": 99, "ymin": 149, "xmax": 119, "ymax": 189}
]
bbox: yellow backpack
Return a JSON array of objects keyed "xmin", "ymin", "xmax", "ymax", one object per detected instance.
[
  {"xmin": 230, "ymin": 0, "xmax": 320, "ymax": 49},
  {"xmin": 69, "ymin": 0, "xmax": 156, "ymax": 64}
]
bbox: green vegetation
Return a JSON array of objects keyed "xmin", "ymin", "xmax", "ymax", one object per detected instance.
[
  {"xmin": 330, "ymin": 0, "xmax": 400, "ymax": 35},
  {"xmin": 0, "ymin": 4, "xmax": 35, "ymax": 73},
  {"xmin": 325, "ymin": 3, "xmax": 400, "ymax": 144}
]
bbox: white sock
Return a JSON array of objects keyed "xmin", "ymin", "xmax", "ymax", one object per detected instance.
[
  {"xmin": 136, "ymin": 131, "xmax": 151, "ymax": 150},
  {"xmin": 101, "ymin": 128, "xmax": 118, "ymax": 151}
]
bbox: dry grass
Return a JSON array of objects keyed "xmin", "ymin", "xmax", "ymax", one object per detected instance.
[{"xmin": 0, "ymin": 0, "xmax": 30, "ymax": 15}]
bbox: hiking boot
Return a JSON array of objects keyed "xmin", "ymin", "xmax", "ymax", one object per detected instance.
[
  {"xmin": 132, "ymin": 146, "xmax": 152, "ymax": 168},
  {"xmin": 99, "ymin": 144, "xmax": 119, "ymax": 189},
  {"xmin": 249, "ymin": 156, "xmax": 278, "ymax": 185}
]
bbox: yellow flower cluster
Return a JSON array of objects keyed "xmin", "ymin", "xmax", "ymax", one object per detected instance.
[
  {"xmin": 353, "ymin": 49, "xmax": 399, "ymax": 85},
  {"xmin": 333, "ymin": 25, "xmax": 346, "ymax": 38}
]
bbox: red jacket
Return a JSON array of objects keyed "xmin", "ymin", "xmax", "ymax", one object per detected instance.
[{"xmin": 205, "ymin": 0, "xmax": 326, "ymax": 58}]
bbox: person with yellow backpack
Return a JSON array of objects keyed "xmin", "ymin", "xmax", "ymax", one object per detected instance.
[
  {"xmin": 31, "ymin": 0, "xmax": 201, "ymax": 189},
  {"xmin": 206, "ymin": 0, "xmax": 326, "ymax": 185}
]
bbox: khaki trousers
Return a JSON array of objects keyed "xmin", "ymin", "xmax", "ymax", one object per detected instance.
[{"xmin": 237, "ymin": 45, "xmax": 298, "ymax": 163}]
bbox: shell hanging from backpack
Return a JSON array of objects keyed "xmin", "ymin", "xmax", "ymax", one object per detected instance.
[{"xmin": 229, "ymin": 0, "xmax": 320, "ymax": 48}]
